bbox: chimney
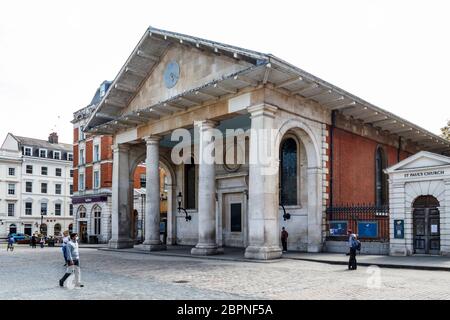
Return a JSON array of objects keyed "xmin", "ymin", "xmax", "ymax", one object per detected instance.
[{"xmin": 48, "ymin": 132, "xmax": 59, "ymax": 144}]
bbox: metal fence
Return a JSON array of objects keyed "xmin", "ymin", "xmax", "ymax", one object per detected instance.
[{"xmin": 326, "ymin": 204, "xmax": 390, "ymax": 241}]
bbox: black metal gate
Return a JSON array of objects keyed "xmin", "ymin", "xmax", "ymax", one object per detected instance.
[{"xmin": 413, "ymin": 208, "xmax": 440, "ymax": 254}]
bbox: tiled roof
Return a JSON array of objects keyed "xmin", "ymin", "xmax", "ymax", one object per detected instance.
[{"xmin": 14, "ymin": 135, "xmax": 72, "ymax": 152}]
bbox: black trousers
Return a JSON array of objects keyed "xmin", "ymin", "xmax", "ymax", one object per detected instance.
[
  {"xmin": 60, "ymin": 260, "xmax": 81, "ymax": 286},
  {"xmin": 349, "ymin": 248, "xmax": 357, "ymax": 270},
  {"xmin": 282, "ymin": 240, "xmax": 287, "ymax": 252}
]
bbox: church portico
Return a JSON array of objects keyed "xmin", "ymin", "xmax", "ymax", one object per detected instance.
[{"xmin": 83, "ymin": 27, "xmax": 450, "ymax": 260}]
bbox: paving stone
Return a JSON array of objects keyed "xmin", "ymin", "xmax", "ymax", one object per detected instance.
[{"xmin": 1, "ymin": 246, "xmax": 450, "ymax": 300}]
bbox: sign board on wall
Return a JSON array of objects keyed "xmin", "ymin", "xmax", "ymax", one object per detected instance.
[
  {"xmin": 329, "ymin": 221, "xmax": 348, "ymax": 236},
  {"xmin": 358, "ymin": 222, "xmax": 378, "ymax": 238},
  {"xmin": 394, "ymin": 220, "xmax": 404, "ymax": 239}
]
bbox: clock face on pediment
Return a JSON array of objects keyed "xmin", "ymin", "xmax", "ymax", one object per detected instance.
[{"xmin": 163, "ymin": 60, "xmax": 180, "ymax": 89}]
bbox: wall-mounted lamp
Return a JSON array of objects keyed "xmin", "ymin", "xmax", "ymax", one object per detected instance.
[
  {"xmin": 280, "ymin": 204, "xmax": 291, "ymax": 221},
  {"xmin": 177, "ymin": 192, "xmax": 191, "ymax": 222}
]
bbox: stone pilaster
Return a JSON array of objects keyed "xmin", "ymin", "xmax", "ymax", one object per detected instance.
[
  {"xmin": 143, "ymin": 136, "xmax": 166, "ymax": 251},
  {"xmin": 191, "ymin": 120, "xmax": 220, "ymax": 256},
  {"xmin": 108, "ymin": 144, "xmax": 134, "ymax": 249},
  {"xmin": 244, "ymin": 104, "xmax": 282, "ymax": 260}
]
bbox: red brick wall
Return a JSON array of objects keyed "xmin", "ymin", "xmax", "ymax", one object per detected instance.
[
  {"xmin": 133, "ymin": 166, "xmax": 146, "ymax": 189},
  {"xmin": 331, "ymin": 128, "xmax": 402, "ymax": 205},
  {"xmin": 101, "ymin": 136, "xmax": 113, "ymax": 160},
  {"xmin": 325, "ymin": 125, "xmax": 331, "ymax": 206},
  {"xmin": 73, "ymin": 145, "xmax": 79, "ymax": 167},
  {"xmin": 86, "ymin": 140, "xmax": 93, "ymax": 164},
  {"xmin": 73, "ymin": 168, "xmax": 78, "ymax": 192},
  {"xmin": 73, "ymin": 128, "xmax": 79, "ymax": 144},
  {"xmin": 85, "ymin": 166, "xmax": 93, "ymax": 190},
  {"xmin": 101, "ymin": 163, "xmax": 113, "ymax": 188}
]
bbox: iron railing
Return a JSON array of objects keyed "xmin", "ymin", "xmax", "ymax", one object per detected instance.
[{"xmin": 326, "ymin": 204, "xmax": 390, "ymax": 241}]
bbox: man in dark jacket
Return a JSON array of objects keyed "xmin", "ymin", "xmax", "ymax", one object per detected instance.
[
  {"xmin": 31, "ymin": 235, "xmax": 37, "ymax": 248},
  {"xmin": 281, "ymin": 227, "xmax": 289, "ymax": 252},
  {"xmin": 348, "ymin": 230, "xmax": 358, "ymax": 270}
]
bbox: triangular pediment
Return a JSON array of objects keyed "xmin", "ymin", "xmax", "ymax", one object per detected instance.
[
  {"xmin": 123, "ymin": 43, "xmax": 253, "ymax": 115},
  {"xmin": 85, "ymin": 27, "xmax": 267, "ymax": 131},
  {"xmin": 386, "ymin": 151, "xmax": 450, "ymax": 173}
]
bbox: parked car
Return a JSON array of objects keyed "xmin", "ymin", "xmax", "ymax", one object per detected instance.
[{"xmin": 9, "ymin": 233, "xmax": 29, "ymax": 241}]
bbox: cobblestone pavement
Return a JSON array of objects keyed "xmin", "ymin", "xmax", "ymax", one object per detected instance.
[{"xmin": 1, "ymin": 245, "xmax": 450, "ymax": 300}]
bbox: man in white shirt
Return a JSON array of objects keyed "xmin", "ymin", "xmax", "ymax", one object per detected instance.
[{"xmin": 59, "ymin": 233, "xmax": 84, "ymax": 288}]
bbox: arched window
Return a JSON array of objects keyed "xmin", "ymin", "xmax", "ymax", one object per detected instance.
[
  {"xmin": 78, "ymin": 206, "xmax": 86, "ymax": 219},
  {"xmin": 9, "ymin": 224, "xmax": 17, "ymax": 235},
  {"xmin": 54, "ymin": 224, "xmax": 61, "ymax": 236},
  {"xmin": 93, "ymin": 206, "xmax": 101, "ymax": 235},
  {"xmin": 375, "ymin": 146, "xmax": 388, "ymax": 206},
  {"xmin": 280, "ymin": 138, "xmax": 298, "ymax": 206},
  {"xmin": 184, "ymin": 158, "xmax": 196, "ymax": 210}
]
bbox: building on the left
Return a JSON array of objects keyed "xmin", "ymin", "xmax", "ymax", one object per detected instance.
[{"xmin": 0, "ymin": 132, "xmax": 74, "ymax": 238}]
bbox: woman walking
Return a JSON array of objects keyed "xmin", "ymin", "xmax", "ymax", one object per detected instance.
[{"xmin": 62, "ymin": 231, "xmax": 70, "ymax": 266}]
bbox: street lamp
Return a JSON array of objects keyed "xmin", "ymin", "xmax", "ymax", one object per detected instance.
[
  {"xmin": 177, "ymin": 192, "xmax": 191, "ymax": 222},
  {"xmin": 280, "ymin": 204, "xmax": 291, "ymax": 221}
]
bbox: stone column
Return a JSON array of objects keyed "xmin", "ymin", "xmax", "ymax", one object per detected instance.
[
  {"xmin": 307, "ymin": 167, "xmax": 323, "ymax": 252},
  {"xmin": 166, "ymin": 183, "xmax": 177, "ymax": 245},
  {"xmin": 244, "ymin": 104, "xmax": 282, "ymax": 260},
  {"xmin": 191, "ymin": 120, "xmax": 220, "ymax": 255},
  {"xmin": 109, "ymin": 144, "xmax": 134, "ymax": 249},
  {"xmin": 143, "ymin": 136, "xmax": 166, "ymax": 251}
]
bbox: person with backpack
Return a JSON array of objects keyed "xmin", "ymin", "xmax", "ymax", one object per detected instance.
[
  {"xmin": 347, "ymin": 229, "xmax": 359, "ymax": 270},
  {"xmin": 7, "ymin": 235, "xmax": 15, "ymax": 252}
]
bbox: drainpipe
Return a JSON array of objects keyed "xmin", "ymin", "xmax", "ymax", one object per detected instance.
[
  {"xmin": 397, "ymin": 136, "xmax": 402, "ymax": 163},
  {"xmin": 329, "ymin": 110, "xmax": 337, "ymax": 210}
]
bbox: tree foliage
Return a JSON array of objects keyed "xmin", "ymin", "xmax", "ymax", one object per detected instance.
[{"xmin": 441, "ymin": 120, "xmax": 450, "ymax": 140}]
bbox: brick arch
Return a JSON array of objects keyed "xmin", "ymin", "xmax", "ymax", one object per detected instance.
[{"xmin": 405, "ymin": 180, "xmax": 446, "ymax": 208}]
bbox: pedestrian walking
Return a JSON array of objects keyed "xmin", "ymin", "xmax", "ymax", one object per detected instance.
[
  {"xmin": 62, "ymin": 230, "xmax": 70, "ymax": 266},
  {"xmin": 347, "ymin": 229, "xmax": 358, "ymax": 270},
  {"xmin": 281, "ymin": 227, "xmax": 289, "ymax": 252},
  {"xmin": 31, "ymin": 235, "xmax": 37, "ymax": 248},
  {"xmin": 59, "ymin": 233, "xmax": 84, "ymax": 288},
  {"xmin": 40, "ymin": 236, "xmax": 45, "ymax": 248},
  {"xmin": 7, "ymin": 235, "xmax": 15, "ymax": 252}
]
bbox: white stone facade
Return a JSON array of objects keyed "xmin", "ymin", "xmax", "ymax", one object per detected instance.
[
  {"xmin": 386, "ymin": 151, "xmax": 450, "ymax": 256},
  {"xmin": 0, "ymin": 133, "xmax": 73, "ymax": 238}
]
